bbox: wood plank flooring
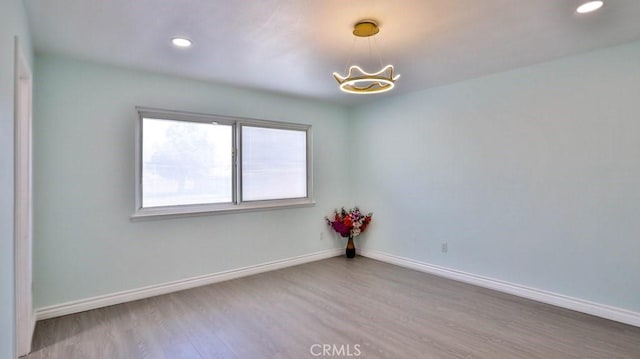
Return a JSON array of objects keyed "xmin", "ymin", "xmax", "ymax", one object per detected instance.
[{"xmin": 25, "ymin": 257, "xmax": 640, "ymax": 358}]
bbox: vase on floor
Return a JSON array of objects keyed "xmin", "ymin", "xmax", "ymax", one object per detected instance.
[{"xmin": 346, "ymin": 236, "xmax": 356, "ymax": 258}]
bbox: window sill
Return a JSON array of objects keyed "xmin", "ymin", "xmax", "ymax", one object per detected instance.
[{"xmin": 130, "ymin": 199, "xmax": 316, "ymax": 221}]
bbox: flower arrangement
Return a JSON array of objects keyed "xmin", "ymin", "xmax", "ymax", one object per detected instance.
[{"xmin": 325, "ymin": 207, "xmax": 373, "ymax": 238}]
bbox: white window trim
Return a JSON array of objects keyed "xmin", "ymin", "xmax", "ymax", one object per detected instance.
[{"xmin": 132, "ymin": 107, "xmax": 314, "ymax": 220}]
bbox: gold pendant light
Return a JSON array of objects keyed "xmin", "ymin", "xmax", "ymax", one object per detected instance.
[{"xmin": 333, "ymin": 20, "xmax": 400, "ymax": 94}]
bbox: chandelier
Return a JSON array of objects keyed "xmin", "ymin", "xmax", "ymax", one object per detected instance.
[{"xmin": 333, "ymin": 20, "xmax": 399, "ymax": 94}]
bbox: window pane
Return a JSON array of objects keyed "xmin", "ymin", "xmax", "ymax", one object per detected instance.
[
  {"xmin": 142, "ymin": 118, "xmax": 232, "ymax": 207},
  {"xmin": 242, "ymin": 126, "xmax": 307, "ymax": 201}
]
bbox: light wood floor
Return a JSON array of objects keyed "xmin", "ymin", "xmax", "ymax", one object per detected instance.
[{"xmin": 26, "ymin": 257, "xmax": 640, "ymax": 358}]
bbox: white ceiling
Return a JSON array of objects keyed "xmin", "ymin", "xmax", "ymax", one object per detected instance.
[{"xmin": 24, "ymin": 0, "xmax": 640, "ymax": 105}]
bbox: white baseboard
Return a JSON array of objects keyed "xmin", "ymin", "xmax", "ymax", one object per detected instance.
[
  {"xmin": 359, "ymin": 249, "xmax": 640, "ymax": 327},
  {"xmin": 36, "ymin": 248, "xmax": 343, "ymax": 320},
  {"xmin": 36, "ymin": 247, "xmax": 640, "ymax": 328}
]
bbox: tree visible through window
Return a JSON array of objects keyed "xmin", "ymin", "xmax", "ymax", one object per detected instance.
[{"xmin": 142, "ymin": 118, "xmax": 232, "ymax": 207}]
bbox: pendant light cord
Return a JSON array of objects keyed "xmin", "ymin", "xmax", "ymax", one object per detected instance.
[
  {"xmin": 343, "ymin": 37, "xmax": 357, "ymax": 74},
  {"xmin": 373, "ymin": 35, "xmax": 384, "ymax": 68}
]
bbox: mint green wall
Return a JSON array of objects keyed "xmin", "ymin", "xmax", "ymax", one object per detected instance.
[
  {"xmin": 33, "ymin": 55, "xmax": 351, "ymax": 308},
  {"xmin": 0, "ymin": 0, "xmax": 32, "ymax": 357},
  {"xmin": 352, "ymin": 41, "xmax": 640, "ymax": 312}
]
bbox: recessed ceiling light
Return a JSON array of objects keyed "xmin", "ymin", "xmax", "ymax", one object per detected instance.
[
  {"xmin": 576, "ymin": 1, "xmax": 604, "ymax": 14},
  {"xmin": 171, "ymin": 37, "xmax": 192, "ymax": 48}
]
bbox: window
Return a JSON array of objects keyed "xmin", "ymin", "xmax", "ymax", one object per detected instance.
[{"xmin": 134, "ymin": 108, "xmax": 313, "ymax": 218}]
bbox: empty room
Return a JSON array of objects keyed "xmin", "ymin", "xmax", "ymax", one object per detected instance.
[{"xmin": 3, "ymin": 0, "xmax": 640, "ymax": 358}]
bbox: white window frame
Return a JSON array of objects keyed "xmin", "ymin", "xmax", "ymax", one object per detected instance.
[{"xmin": 132, "ymin": 107, "xmax": 314, "ymax": 219}]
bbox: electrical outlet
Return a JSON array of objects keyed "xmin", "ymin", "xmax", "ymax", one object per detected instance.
[
  {"xmin": 320, "ymin": 232, "xmax": 324, "ymax": 240},
  {"xmin": 442, "ymin": 242, "xmax": 448, "ymax": 253}
]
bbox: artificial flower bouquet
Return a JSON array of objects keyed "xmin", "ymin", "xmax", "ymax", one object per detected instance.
[{"xmin": 325, "ymin": 207, "xmax": 373, "ymax": 238}]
